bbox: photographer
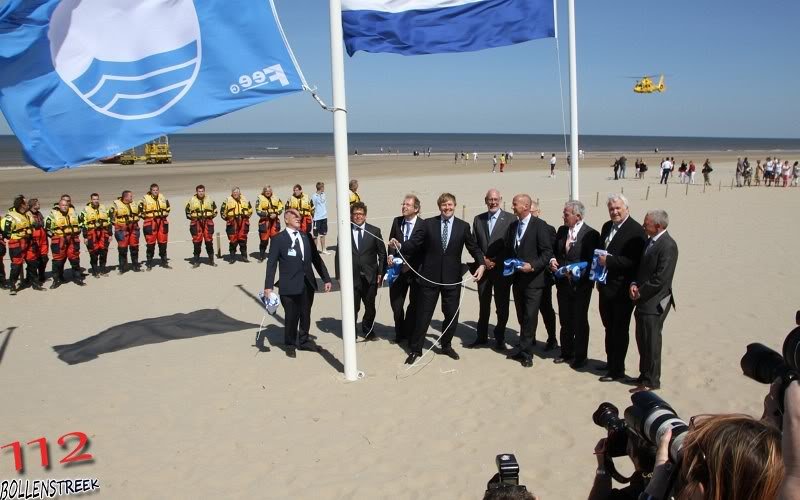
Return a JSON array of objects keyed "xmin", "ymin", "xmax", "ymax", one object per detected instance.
[
  {"xmin": 588, "ymin": 437, "xmax": 653, "ymax": 500},
  {"xmin": 643, "ymin": 413, "xmax": 782, "ymax": 500}
]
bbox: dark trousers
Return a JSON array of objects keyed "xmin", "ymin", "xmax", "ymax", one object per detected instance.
[
  {"xmin": 635, "ymin": 307, "xmax": 670, "ymax": 388},
  {"xmin": 659, "ymin": 170, "xmax": 670, "ymax": 184},
  {"xmin": 556, "ymin": 284, "xmax": 593, "ymax": 362},
  {"xmin": 476, "ymin": 272, "xmax": 511, "ymax": 342},
  {"xmin": 411, "ymin": 285, "xmax": 461, "ymax": 354},
  {"xmin": 599, "ymin": 291, "xmax": 635, "ymax": 377},
  {"xmin": 512, "ymin": 283, "xmax": 544, "ymax": 354},
  {"xmin": 354, "ymin": 274, "xmax": 378, "ymax": 333},
  {"xmin": 389, "ymin": 272, "xmax": 418, "ymax": 340},
  {"xmin": 281, "ymin": 284, "xmax": 315, "ymax": 347},
  {"xmin": 539, "ymin": 284, "xmax": 557, "ymax": 344}
]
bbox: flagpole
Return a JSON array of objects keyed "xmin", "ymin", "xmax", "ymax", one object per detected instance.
[
  {"xmin": 329, "ymin": 0, "xmax": 359, "ymax": 381},
  {"xmin": 567, "ymin": 0, "xmax": 579, "ymax": 201}
]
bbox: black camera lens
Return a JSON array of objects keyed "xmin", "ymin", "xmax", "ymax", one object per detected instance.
[
  {"xmin": 593, "ymin": 402, "xmax": 620, "ymax": 429},
  {"xmin": 782, "ymin": 327, "xmax": 800, "ymax": 373},
  {"xmin": 625, "ymin": 392, "xmax": 688, "ymax": 463},
  {"xmin": 742, "ymin": 343, "xmax": 789, "ymax": 384}
]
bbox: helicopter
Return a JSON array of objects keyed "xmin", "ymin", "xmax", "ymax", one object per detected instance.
[{"xmin": 631, "ymin": 75, "xmax": 666, "ymax": 94}]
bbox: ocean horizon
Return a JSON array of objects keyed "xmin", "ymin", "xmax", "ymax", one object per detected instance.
[{"xmin": 2, "ymin": 132, "xmax": 799, "ymax": 168}]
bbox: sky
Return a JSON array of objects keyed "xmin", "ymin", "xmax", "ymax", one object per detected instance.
[{"xmin": 1, "ymin": 0, "xmax": 799, "ymax": 138}]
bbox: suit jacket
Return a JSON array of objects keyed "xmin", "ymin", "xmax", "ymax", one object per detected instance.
[
  {"xmin": 400, "ymin": 215, "xmax": 483, "ymax": 288},
  {"xmin": 634, "ymin": 231, "xmax": 678, "ymax": 315},
  {"xmin": 542, "ymin": 219, "xmax": 557, "ymax": 286},
  {"xmin": 506, "ymin": 216, "xmax": 554, "ymax": 289},
  {"xmin": 597, "ymin": 217, "xmax": 647, "ymax": 298},
  {"xmin": 388, "ymin": 215, "xmax": 425, "ymax": 270},
  {"xmin": 264, "ymin": 229, "xmax": 331, "ymax": 295},
  {"xmin": 472, "ymin": 209, "xmax": 513, "ymax": 273},
  {"xmin": 335, "ymin": 222, "xmax": 387, "ymax": 284},
  {"xmin": 553, "ymin": 222, "xmax": 601, "ymax": 289}
]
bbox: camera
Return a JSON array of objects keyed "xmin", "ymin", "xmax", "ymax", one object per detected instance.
[
  {"xmin": 624, "ymin": 392, "xmax": 689, "ymax": 463},
  {"xmin": 741, "ymin": 311, "xmax": 800, "ymax": 412},
  {"xmin": 484, "ymin": 454, "xmax": 534, "ymax": 499},
  {"xmin": 592, "ymin": 402, "xmax": 628, "ymax": 458}
]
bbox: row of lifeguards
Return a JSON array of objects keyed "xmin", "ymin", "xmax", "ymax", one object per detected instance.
[{"xmin": 1, "ymin": 182, "xmax": 361, "ymax": 295}]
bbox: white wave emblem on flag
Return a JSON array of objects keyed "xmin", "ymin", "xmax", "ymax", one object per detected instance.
[{"xmin": 48, "ymin": 0, "xmax": 202, "ymax": 121}]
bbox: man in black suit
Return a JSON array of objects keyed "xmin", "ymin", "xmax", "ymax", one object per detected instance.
[
  {"xmin": 389, "ymin": 193, "xmax": 485, "ymax": 364},
  {"xmin": 387, "ymin": 194, "xmax": 424, "ymax": 344},
  {"xmin": 335, "ymin": 202, "xmax": 386, "ymax": 341},
  {"xmin": 596, "ymin": 194, "xmax": 646, "ymax": 382},
  {"xmin": 264, "ymin": 208, "xmax": 332, "ymax": 358},
  {"xmin": 630, "ymin": 209, "xmax": 678, "ymax": 392},
  {"xmin": 469, "ymin": 189, "xmax": 513, "ymax": 351},
  {"xmin": 532, "ymin": 201, "xmax": 559, "ymax": 352},
  {"xmin": 505, "ymin": 194, "xmax": 554, "ymax": 368},
  {"xmin": 549, "ymin": 200, "xmax": 600, "ymax": 369}
]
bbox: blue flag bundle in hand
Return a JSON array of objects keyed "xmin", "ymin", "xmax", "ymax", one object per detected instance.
[
  {"xmin": 503, "ymin": 258, "xmax": 525, "ymax": 277},
  {"xmin": 554, "ymin": 262, "xmax": 589, "ymax": 280},
  {"xmin": 0, "ymin": 0, "xmax": 305, "ymax": 171},
  {"xmin": 590, "ymin": 250, "xmax": 609, "ymax": 284},
  {"xmin": 384, "ymin": 257, "xmax": 405, "ymax": 286},
  {"xmin": 342, "ymin": 0, "xmax": 556, "ymax": 56},
  {"xmin": 258, "ymin": 290, "xmax": 281, "ymax": 316}
]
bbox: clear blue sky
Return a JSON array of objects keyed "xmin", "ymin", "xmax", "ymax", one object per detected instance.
[{"xmin": 1, "ymin": 0, "xmax": 798, "ymax": 137}]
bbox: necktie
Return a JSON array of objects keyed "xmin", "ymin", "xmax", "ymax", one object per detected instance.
[
  {"xmin": 291, "ymin": 232, "xmax": 301, "ymax": 257},
  {"xmin": 567, "ymin": 228, "xmax": 576, "ymax": 252},
  {"xmin": 441, "ymin": 219, "xmax": 449, "ymax": 251},
  {"xmin": 605, "ymin": 224, "xmax": 618, "ymax": 248},
  {"xmin": 515, "ymin": 221, "xmax": 524, "ymax": 247},
  {"xmin": 357, "ymin": 226, "xmax": 364, "ymax": 249},
  {"xmin": 403, "ymin": 221, "xmax": 411, "ymax": 241},
  {"xmin": 645, "ymin": 238, "xmax": 655, "ymax": 253},
  {"xmin": 488, "ymin": 213, "xmax": 496, "ymax": 236}
]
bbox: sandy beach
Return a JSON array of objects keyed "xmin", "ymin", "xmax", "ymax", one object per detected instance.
[{"xmin": 1, "ymin": 152, "xmax": 798, "ymax": 499}]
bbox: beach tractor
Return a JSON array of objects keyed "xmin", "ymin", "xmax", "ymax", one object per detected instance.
[
  {"xmin": 144, "ymin": 135, "xmax": 172, "ymax": 164},
  {"xmin": 632, "ymin": 75, "xmax": 666, "ymax": 94}
]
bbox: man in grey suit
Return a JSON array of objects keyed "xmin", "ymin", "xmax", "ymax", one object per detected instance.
[
  {"xmin": 630, "ymin": 209, "xmax": 678, "ymax": 392},
  {"xmin": 468, "ymin": 189, "xmax": 513, "ymax": 350}
]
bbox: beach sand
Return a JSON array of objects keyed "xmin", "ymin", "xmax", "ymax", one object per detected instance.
[{"xmin": 1, "ymin": 152, "xmax": 797, "ymax": 499}]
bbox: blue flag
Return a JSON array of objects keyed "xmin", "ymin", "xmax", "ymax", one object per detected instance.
[
  {"xmin": 0, "ymin": 0, "xmax": 305, "ymax": 171},
  {"xmin": 342, "ymin": 0, "xmax": 555, "ymax": 56}
]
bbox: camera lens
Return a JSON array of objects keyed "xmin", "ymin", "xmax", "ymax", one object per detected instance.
[
  {"xmin": 593, "ymin": 402, "xmax": 620, "ymax": 429},
  {"xmin": 782, "ymin": 327, "xmax": 800, "ymax": 373},
  {"xmin": 742, "ymin": 343, "xmax": 787, "ymax": 383},
  {"xmin": 627, "ymin": 392, "xmax": 689, "ymax": 462}
]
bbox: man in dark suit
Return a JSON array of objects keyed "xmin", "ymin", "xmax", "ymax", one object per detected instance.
[
  {"xmin": 469, "ymin": 189, "xmax": 513, "ymax": 350},
  {"xmin": 389, "ymin": 193, "xmax": 485, "ymax": 364},
  {"xmin": 532, "ymin": 201, "xmax": 559, "ymax": 351},
  {"xmin": 387, "ymin": 195, "xmax": 424, "ymax": 344},
  {"xmin": 264, "ymin": 208, "xmax": 332, "ymax": 358},
  {"xmin": 549, "ymin": 200, "xmax": 600, "ymax": 369},
  {"xmin": 505, "ymin": 194, "xmax": 554, "ymax": 368},
  {"xmin": 630, "ymin": 209, "xmax": 678, "ymax": 392},
  {"xmin": 335, "ymin": 202, "xmax": 386, "ymax": 341},
  {"xmin": 596, "ymin": 194, "xmax": 646, "ymax": 382}
]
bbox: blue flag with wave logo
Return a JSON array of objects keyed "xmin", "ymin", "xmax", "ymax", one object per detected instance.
[
  {"xmin": 0, "ymin": 0, "xmax": 305, "ymax": 171},
  {"xmin": 342, "ymin": 0, "xmax": 555, "ymax": 56}
]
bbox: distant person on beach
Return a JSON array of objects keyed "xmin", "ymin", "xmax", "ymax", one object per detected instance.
[
  {"xmin": 185, "ymin": 185, "xmax": 217, "ymax": 268},
  {"xmin": 678, "ymin": 160, "xmax": 688, "ymax": 183},
  {"xmin": 508, "ymin": 151, "xmax": 513, "ymax": 164},
  {"xmin": 110, "ymin": 190, "xmax": 141, "ymax": 274},
  {"xmin": 743, "ymin": 157, "xmax": 752, "ymax": 186},
  {"xmin": 499, "ymin": 153, "xmax": 506, "ymax": 173},
  {"xmin": 46, "ymin": 196, "xmax": 86, "ymax": 288},
  {"xmin": 311, "ymin": 182, "xmax": 329, "ymax": 255},
  {"xmin": 80, "ymin": 193, "xmax": 112, "ymax": 277},
  {"xmin": 550, "ymin": 154, "xmax": 557, "ymax": 177},
  {"xmin": 755, "ymin": 160, "xmax": 764, "ymax": 186},
  {"xmin": 702, "ymin": 159, "xmax": 713, "ymax": 186},
  {"xmin": 659, "ymin": 158, "xmax": 672, "ymax": 184},
  {"xmin": 540, "ymin": 152, "xmax": 545, "ymax": 160},
  {"xmin": 782, "ymin": 160, "xmax": 792, "ymax": 187},
  {"xmin": 140, "ymin": 183, "xmax": 171, "ymax": 270},
  {"xmin": 286, "ymin": 184, "xmax": 314, "ymax": 235},
  {"xmin": 688, "ymin": 160, "xmax": 696, "ymax": 184},
  {"xmin": 220, "ymin": 187, "xmax": 253, "ymax": 263},
  {"xmin": 454, "ymin": 152, "xmax": 458, "ymax": 164},
  {"xmin": 618, "ymin": 155, "xmax": 627, "ymax": 179},
  {"xmin": 255, "ymin": 185, "xmax": 284, "ymax": 262},
  {"xmin": 736, "ymin": 157, "xmax": 744, "ymax": 187},
  {"xmin": 792, "ymin": 161, "xmax": 800, "ymax": 187},
  {"xmin": 492, "ymin": 154, "xmax": 498, "ymax": 173},
  {"xmin": 348, "ymin": 179, "xmax": 361, "ymax": 206},
  {"xmin": 27, "ymin": 199, "xmax": 48, "ymax": 286},
  {"xmin": 2, "ymin": 195, "xmax": 41, "ymax": 294},
  {"xmin": 263, "ymin": 208, "xmax": 332, "ymax": 358},
  {"xmin": 473, "ymin": 151, "xmax": 478, "ymax": 162}
]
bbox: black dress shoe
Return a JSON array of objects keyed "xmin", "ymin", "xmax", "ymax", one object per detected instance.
[
  {"xmin": 553, "ymin": 357, "xmax": 572, "ymax": 364},
  {"xmin": 297, "ymin": 342, "xmax": 317, "ymax": 352},
  {"xmin": 285, "ymin": 347, "xmax": 296, "ymax": 358},
  {"xmin": 465, "ymin": 338, "xmax": 489, "ymax": 349},
  {"xmin": 493, "ymin": 340, "xmax": 507, "ymax": 353},
  {"xmin": 570, "ymin": 359, "xmax": 587, "ymax": 369},
  {"xmin": 599, "ymin": 374, "xmax": 622, "ymax": 382},
  {"xmin": 441, "ymin": 346, "xmax": 460, "ymax": 360},
  {"xmin": 405, "ymin": 352, "xmax": 420, "ymax": 365},
  {"xmin": 521, "ymin": 355, "xmax": 533, "ymax": 368},
  {"xmin": 256, "ymin": 345, "xmax": 270, "ymax": 353},
  {"xmin": 544, "ymin": 340, "xmax": 558, "ymax": 351}
]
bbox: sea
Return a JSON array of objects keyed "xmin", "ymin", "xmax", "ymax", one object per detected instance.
[{"xmin": 1, "ymin": 133, "xmax": 799, "ymax": 168}]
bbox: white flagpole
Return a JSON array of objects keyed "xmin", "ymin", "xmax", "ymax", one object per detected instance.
[
  {"xmin": 329, "ymin": 0, "xmax": 359, "ymax": 381},
  {"xmin": 567, "ymin": 0, "xmax": 579, "ymax": 201}
]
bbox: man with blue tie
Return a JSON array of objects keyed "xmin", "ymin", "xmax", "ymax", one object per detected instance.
[
  {"xmin": 387, "ymin": 195, "xmax": 424, "ymax": 344},
  {"xmin": 264, "ymin": 208, "xmax": 332, "ymax": 358},
  {"xmin": 469, "ymin": 189, "xmax": 513, "ymax": 350},
  {"xmin": 389, "ymin": 193, "xmax": 485, "ymax": 365},
  {"xmin": 505, "ymin": 194, "xmax": 555, "ymax": 367}
]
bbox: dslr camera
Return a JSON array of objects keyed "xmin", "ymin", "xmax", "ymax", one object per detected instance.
[
  {"xmin": 593, "ymin": 392, "xmax": 689, "ymax": 482},
  {"xmin": 484, "ymin": 454, "xmax": 534, "ymax": 499},
  {"xmin": 741, "ymin": 310, "xmax": 800, "ymax": 412}
]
